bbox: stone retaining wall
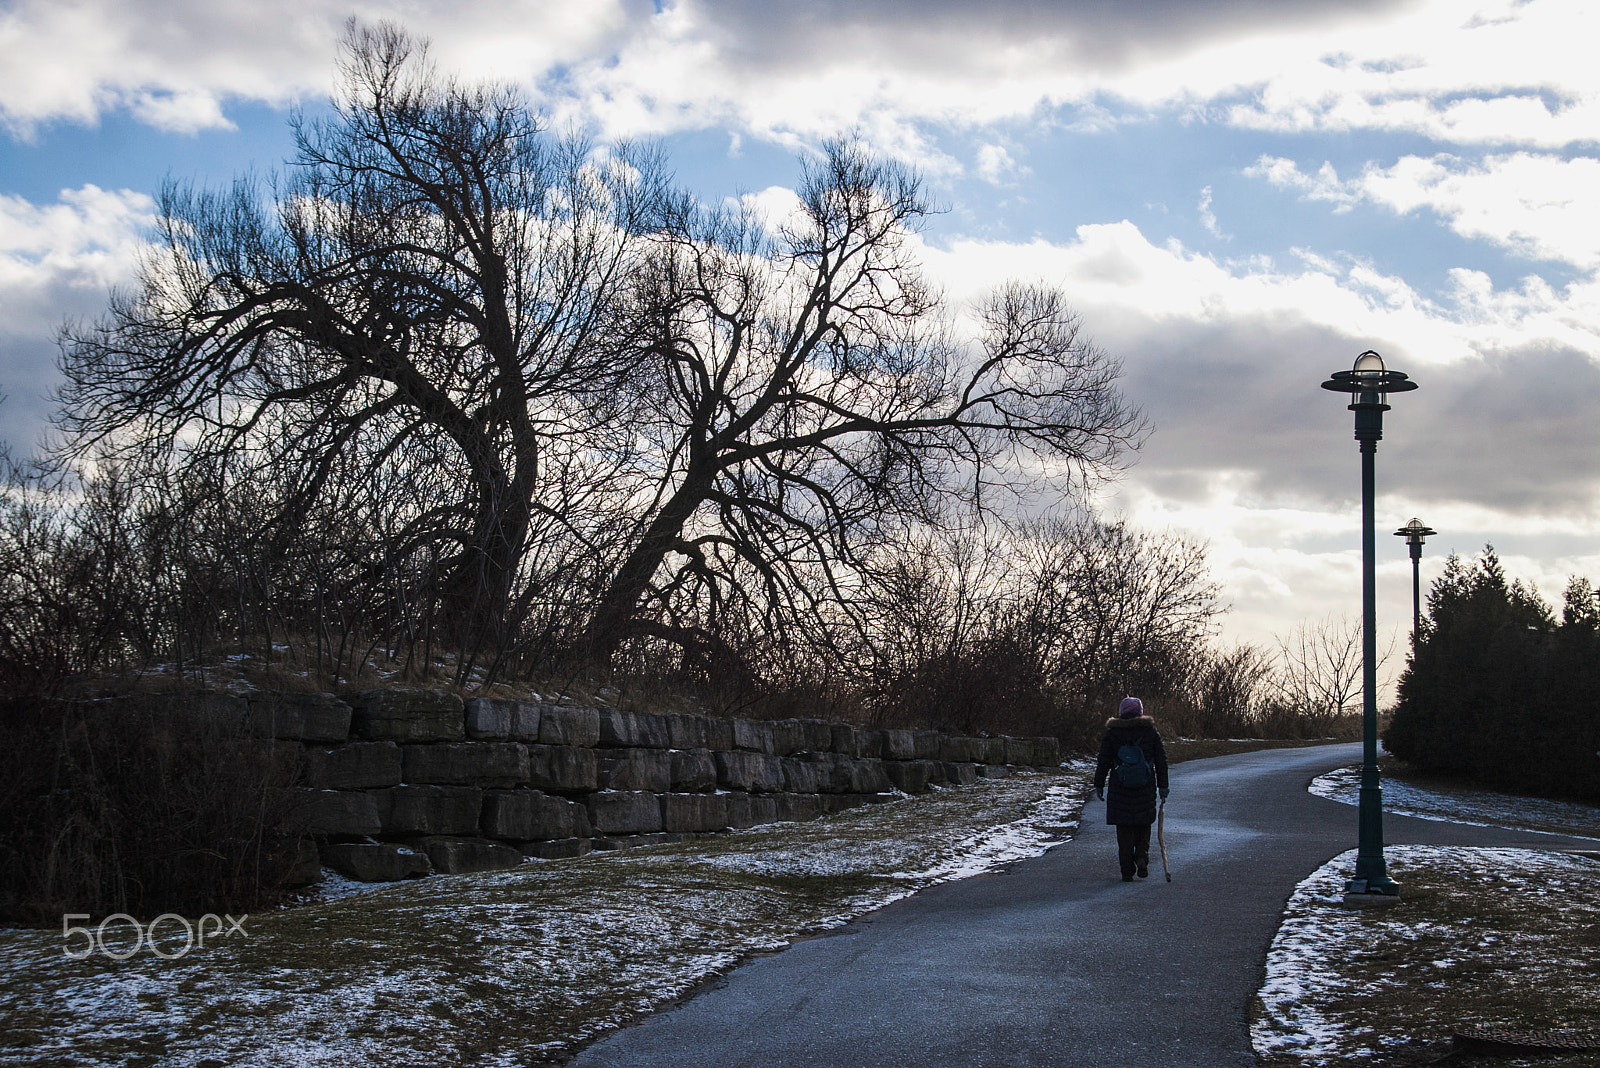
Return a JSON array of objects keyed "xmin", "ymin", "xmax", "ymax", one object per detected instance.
[{"xmin": 106, "ymin": 689, "xmax": 1060, "ymax": 884}]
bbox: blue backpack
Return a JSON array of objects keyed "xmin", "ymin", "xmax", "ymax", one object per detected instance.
[{"xmin": 1115, "ymin": 740, "xmax": 1151, "ymax": 787}]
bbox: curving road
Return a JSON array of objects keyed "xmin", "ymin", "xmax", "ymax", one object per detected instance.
[{"xmin": 569, "ymin": 743, "xmax": 1596, "ymax": 1068}]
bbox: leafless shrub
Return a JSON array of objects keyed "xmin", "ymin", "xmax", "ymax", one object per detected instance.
[
  {"xmin": 1011, "ymin": 514, "xmax": 1224, "ymax": 716},
  {"xmin": 1161, "ymin": 643, "xmax": 1277, "ymax": 738},
  {"xmin": 1263, "ymin": 614, "xmax": 1392, "ymax": 737}
]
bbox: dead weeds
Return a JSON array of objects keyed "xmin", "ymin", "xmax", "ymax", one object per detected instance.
[{"xmin": 1255, "ymin": 846, "xmax": 1600, "ymax": 1068}]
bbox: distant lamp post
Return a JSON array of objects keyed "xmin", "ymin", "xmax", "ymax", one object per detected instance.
[
  {"xmin": 1393, "ymin": 518, "xmax": 1436, "ymax": 641},
  {"xmin": 1322, "ymin": 350, "xmax": 1417, "ymax": 904}
]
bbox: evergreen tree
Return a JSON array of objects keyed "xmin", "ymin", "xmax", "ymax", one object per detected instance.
[
  {"xmin": 1386, "ymin": 547, "xmax": 1571, "ymax": 796},
  {"xmin": 1549, "ymin": 578, "xmax": 1600, "ymax": 799}
]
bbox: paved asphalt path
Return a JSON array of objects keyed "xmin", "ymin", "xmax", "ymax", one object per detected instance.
[{"xmin": 570, "ymin": 743, "xmax": 1598, "ymax": 1068}]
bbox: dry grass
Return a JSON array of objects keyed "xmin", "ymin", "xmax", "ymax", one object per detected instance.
[
  {"xmin": 1254, "ymin": 845, "xmax": 1600, "ymax": 1068},
  {"xmin": 1380, "ymin": 756, "xmax": 1600, "ymax": 835},
  {"xmin": 0, "ymin": 769, "xmax": 1088, "ymax": 1067}
]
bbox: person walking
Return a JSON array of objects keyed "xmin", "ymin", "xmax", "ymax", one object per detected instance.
[{"xmin": 1094, "ymin": 696, "xmax": 1170, "ymax": 881}]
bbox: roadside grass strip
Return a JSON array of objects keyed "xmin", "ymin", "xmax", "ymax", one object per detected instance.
[
  {"xmin": 1, "ymin": 769, "xmax": 1086, "ymax": 1067},
  {"xmin": 1311, "ymin": 760, "xmax": 1600, "ymax": 840},
  {"xmin": 1254, "ymin": 846, "xmax": 1600, "ymax": 1067}
]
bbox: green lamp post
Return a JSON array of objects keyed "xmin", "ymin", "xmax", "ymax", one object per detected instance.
[
  {"xmin": 1322, "ymin": 350, "xmax": 1416, "ymax": 903},
  {"xmin": 1394, "ymin": 518, "xmax": 1437, "ymax": 642}
]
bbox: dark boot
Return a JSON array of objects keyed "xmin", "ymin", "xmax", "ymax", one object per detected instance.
[{"xmin": 1132, "ymin": 825, "xmax": 1152, "ymax": 878}]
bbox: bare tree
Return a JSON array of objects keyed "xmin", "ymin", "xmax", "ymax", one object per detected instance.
[
  {"xmin": 1012, "ymin": 515, "xmax": 1223, "ymax": 710},
  {"xmin": 582, "ymin": 144, "xmax": 1147, "ymax": 660},
  {"xmin": 1272, "ymin": 614, "xmax": 1394, "ymax": 719},
  {"xmin": 1179, "ymin": 642, "xmax": 1275, "ymax": 736},
  {"xmin": 858, "ymin": 522, "xmax": 1013, "ymax": 676},
  {"xmin": 53, "ymin": 26, "xmax": 1143, "ymax": 678},
  {"xmin": 56, "ymin": 23, "xmax": 664, "ymax": 655},
  {"xmin": 843, "ymin": 521, "xmax": 1057, "ymax": 734}
]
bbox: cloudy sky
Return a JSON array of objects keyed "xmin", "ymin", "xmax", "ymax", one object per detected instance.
[{"xmin": 2, "ymin": 0, "xmax": 1597, "ymax": 658}]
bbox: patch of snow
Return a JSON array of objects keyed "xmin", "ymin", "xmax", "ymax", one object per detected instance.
[
  {"xmin": 1310, "ymin": 765, "xmax": 1600, "ymax": 840},
  {"xmin": 0, "ymin": 769, "xmax": 1091, "ymax": 1066},
  {"xmin": 286, "ymin": 871, "xmax": 401, "ymax": 907},
  {"xmin": 1253, "ymin": 845, "xmax": 1600, "ymax": 1066}
]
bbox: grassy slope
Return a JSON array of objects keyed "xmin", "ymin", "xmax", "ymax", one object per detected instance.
[
  {"xmin": 0, "ymin": 770, "xmax": 1088, "ymax": 1067},
  {"xmin": 1256, "ymin": 754, "xmax": 1600, "ymax": 1067},
  {"xmin": 1255, "ymin": 846, "xmax": 1600, "ymax": 1068}
]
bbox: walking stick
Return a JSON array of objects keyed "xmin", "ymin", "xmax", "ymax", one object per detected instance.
[{"xmin": 1158, "ymin": 798, "xmax": 1171, "ymax": 882}]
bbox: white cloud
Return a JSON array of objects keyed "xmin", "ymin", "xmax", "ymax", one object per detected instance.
[
  {"xmin": 3, "ymin": 0, "xmax": 1593, "ymax": 174},
  {"xmin": 908, "ymin": 216, "xmax": 1600, "ymax": 514},
  {"xmin": 1215, "ymin": 0, "xmax": 1600, "ymax": 148},
  {"xmin": 1252, "ymin": 152, "xmax": 1600, "ymax": 269},
  {"xmin": 976, "ymin": 144, "xmax": 1028, "ymax": 185},
  {"xmin": 0, "ymin": 184, "xmax": 153, "ymax": 329},
  {"xmin": 738, "ymin": 185, "xmax": 806, "ymax": 235},
  {"xmin": 924, "ymin": 222, "xmax": 1453, "ymax": 364},
  {"xmin": 0, "ymin": 185, "xmax": 154, "ymax": 448},
  {"xmin": 1198, "ymin": 185, "xmax": 1230, "ymax": 239},
  {"xmin": 1245, "ymin": 157, "xmax": 1360, "ymax": 212},
  {"xmin": 1361, "ymin": 153, "xmax": 1600, "ymax": 270},
  {"xmin": 0, "ymin": 0, "xmax": 330, "ymax": 133},
  {"xmin": 0, "ymin": 0, "xmax": 639, "ymax": 135},
  {"xmin": 552, "ymin": 0, "xmax": 1600, "ymax": 166}
]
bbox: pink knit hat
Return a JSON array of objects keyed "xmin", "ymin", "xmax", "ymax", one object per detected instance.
[{"xmin": 1118, "ymin": 696, "xmax": 1144, "ymax": 718}]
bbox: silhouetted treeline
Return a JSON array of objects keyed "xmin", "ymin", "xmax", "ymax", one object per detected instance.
[
  {"xmin": 1, "ymin": 25, "xmax": 1365, "ymax": 746},
  {"xmin": 39, "ymin": 25, "xmax": 1148, "ymax": 695},
  {"xmin": 0, "ymin": 24, "xmax": 1367, "ymax": 922},
  {"xmin": 1386, "ymin": 548, "xmax": 1600, "ymax": 804}
]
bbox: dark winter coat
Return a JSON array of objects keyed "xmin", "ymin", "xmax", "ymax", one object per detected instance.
[{"xmin": 1094, "ymin": 715, "xmax": 1170, "ymax": 826}]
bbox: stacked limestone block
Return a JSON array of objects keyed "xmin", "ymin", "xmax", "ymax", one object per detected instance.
[{"xmin": 261, "ymin": 689, "xmax": 1060, "ymax": 883}]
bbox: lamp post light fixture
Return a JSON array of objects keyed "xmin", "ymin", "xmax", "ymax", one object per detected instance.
[
  {"xmin": 1322, "ymin": 350, "xmax": 1417, "ymax": 905},
  {"xmin": 1394, "ymin": 518, "xmax": 1437, "ymax": 642}
]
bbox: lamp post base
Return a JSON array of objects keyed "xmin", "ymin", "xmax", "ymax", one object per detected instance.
[{"xmin": 1343, "ymin": 875, "xmax": 1402, "ymax": 907}]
